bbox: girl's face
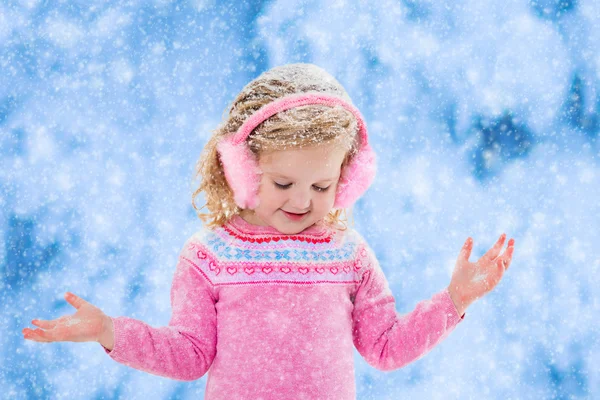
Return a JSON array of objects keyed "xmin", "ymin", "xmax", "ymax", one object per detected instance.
[{"xmin": 240, "ymin": 141, "xmax": 348, "ymax": 234}]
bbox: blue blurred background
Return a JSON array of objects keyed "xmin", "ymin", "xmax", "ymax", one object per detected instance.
[{"xmin": 2, "ymin": 0, "xmax": 599, "ymax": 398}]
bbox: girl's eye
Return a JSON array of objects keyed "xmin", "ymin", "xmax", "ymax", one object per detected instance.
[
  {"xmin": 274, "ymin": 182, "xmax": 292, "ymax": 189},
  {"xmin": 312, "ymin": 185, "xmax": 330, "ymax": 192},
  {"xmin": 273, "ymin": 182, "xmax": 330, "ymax": 192}
]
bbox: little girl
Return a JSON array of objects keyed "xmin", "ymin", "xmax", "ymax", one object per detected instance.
[{"xmin": 22, "ymin": 63, "xmax": 515, "ymax": 399}]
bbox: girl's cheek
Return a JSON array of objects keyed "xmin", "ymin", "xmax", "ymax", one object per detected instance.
[
  {"xmin": 265, "ymin": 188, "xmax": 286, "ymax": 208},
  {"xmin": 326, "ymin": 192, "xmax": 337, "ymax": 208}
]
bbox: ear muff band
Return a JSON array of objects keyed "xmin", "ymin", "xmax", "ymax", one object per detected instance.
[
  {"xmin": 229, "ymin": 93, "xmax": 370, "ymax": 148},
  {"xmin": 217, "ymin": 93, "xmax": 376, "ymax": 210}
]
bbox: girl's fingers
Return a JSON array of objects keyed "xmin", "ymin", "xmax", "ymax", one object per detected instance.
[
  {"xmin": 491, "ymin": 258, "xmax": 506, "ymax": 285},
  {"xmin": 23, "ymin": 328, "xmax": 53, "ymax": 343},
  {"xmin": 31, "ymin": 319, "xmax": 52, "ymax": 329},
  {"xmin": 503, "ymin": 242, "xmax": 515, "ymax": 270},
  {"xmin": 497, "ymin": 257, "xmax": 507, "ymax": 272},
  {"xmin": 495, "ymin": 243, "xmax": 515, "ymax": 272},
  {"xmin": 459, "ymin": 237, "xmax": 473, "ymax": 262},
  {"xmin": 31, "ymin": 315, "xmax": 68, "ymax": 329},
  {"xmin": 25, "ymin": 315, "xmax": 74, "ymax": 342},
  {"xmin": 65, "ymin": 292, "xmax": 86, "ymax": 310},
  {"xmin": 480, "ymin": 233, "xmax": 507, "ymax": 264}
]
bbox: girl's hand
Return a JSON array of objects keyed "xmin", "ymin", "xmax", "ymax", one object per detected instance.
[
  {"xmin": 22, "ymin": 292, "xmax": 114, "ymax": 349},
  {"xmin": 448, "ymin": 234, "xmax": 515, "ymax": 317}
]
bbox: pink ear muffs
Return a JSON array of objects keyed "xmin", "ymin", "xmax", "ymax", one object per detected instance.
[{"xmin": 216, "ymin": 93, "xmax": 376, "ymax": 210}]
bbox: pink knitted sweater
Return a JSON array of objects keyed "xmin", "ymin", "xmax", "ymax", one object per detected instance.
[{"xmin": 102, "ymin": 215, "xmax": 464, "ymax": 399}]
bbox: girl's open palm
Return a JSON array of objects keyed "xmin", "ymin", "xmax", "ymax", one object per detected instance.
[
  {"xmin": 448, "ymin": 234, "xmax": 515, "ymax": 316},
  {"xmin": 22, "ymin": 292, "xmax": 110, "ymax": 344}
]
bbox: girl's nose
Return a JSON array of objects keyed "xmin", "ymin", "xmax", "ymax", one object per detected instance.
[{"xmin": 288, "ymin": 189, "xmax": 311, "ymax": 210}]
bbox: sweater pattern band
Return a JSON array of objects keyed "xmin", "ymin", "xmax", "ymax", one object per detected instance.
[{"xmin": 181, "ymin": 224, "xmax": 369, "ymax": 286}]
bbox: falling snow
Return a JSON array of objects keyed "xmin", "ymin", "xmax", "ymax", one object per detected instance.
[{"xmin": 2, "ymin": 1, "xmax": 599, "ymax": 399}]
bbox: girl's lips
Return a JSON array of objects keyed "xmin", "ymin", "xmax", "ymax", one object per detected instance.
[{"xmin": 281, "ymin": 210, "xmax": 310, "ymax": 221}]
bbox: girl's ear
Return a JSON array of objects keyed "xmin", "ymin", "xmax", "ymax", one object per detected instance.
[{"xmin": 217, "ymin": 136, "xmax": 262, "ymax": 209}]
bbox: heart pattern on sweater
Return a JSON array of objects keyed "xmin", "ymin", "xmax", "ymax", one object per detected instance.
[
  {"xmin": 184, "ymin": 230, "xmax": 368, "ymax": 284},
  {"xmin": 222, "ymin": 225, "xmax": 333, "ymax": 244}
]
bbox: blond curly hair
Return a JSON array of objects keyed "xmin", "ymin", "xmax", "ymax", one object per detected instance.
[{"xmin": 191, "ymin": 64, "xmax": 359, "ymax": 230}]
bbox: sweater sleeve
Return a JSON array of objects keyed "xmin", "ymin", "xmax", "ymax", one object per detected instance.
[
  {"xmin": 351, "ymin": 240, "xmax": 464, "ymax": 372},
  {"xmin": 100, "ymin": 236, "xmax": 218, "ymax": 381}
]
